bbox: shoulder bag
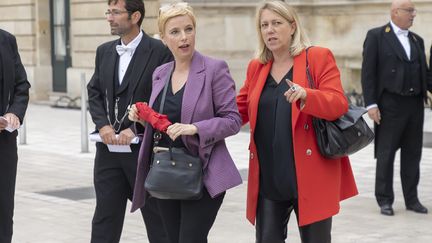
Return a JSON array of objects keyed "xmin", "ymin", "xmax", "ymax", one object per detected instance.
[{"xmin": 305, "ymin": 47, "xmax": 374, "ymax": 159}]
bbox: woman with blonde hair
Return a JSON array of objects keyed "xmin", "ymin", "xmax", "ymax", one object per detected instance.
[
  {"xmin": 129, "ymin": 2, "xmax": 242, "ymax": 243},
  {"xmin": 237, "ymin": 1, "xmax": 358, "ymax": 242}
]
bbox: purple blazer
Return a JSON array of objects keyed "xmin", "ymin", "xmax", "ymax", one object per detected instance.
[{"xmin": 131, "ymin": 51, "xmax": 243, "ymax": 212}]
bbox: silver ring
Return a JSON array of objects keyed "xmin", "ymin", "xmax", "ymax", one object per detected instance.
[{"xmin": 290, "ymin": 86, "xmax": 297, "ymax": 92}]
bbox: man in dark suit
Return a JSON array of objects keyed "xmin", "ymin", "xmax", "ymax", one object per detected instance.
[
  {"xmin": 87, "ymin": 0, "xmax": 171, "ymax": 242},
  {"xmin": 361, "ymin": 0, "xmax": 429, "ymax": 216},
  {"xmin": 0, "ymin": 29, "xmax": 31, "ymax": 243}
]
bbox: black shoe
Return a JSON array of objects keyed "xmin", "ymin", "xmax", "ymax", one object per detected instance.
[
  {"xmin": 380, "ymin": 204, "xmax": 394, "ymax": 216},
  {"xmin": 406, "ymin": 202, "xmax": 428, "ymax": 214}
]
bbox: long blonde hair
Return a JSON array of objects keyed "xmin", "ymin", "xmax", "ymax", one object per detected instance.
[{"xmin": 255, "ymin": 0, "xmax": 311, "ymax": 63}]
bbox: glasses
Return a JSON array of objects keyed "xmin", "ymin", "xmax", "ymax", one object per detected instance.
[
  {"xmin": 398, "ymin": 8, "xmax": 417, "ymax": 14},
  {"xmin": 105, "ymin": 10, "xmax": 129, "ymax": 17},
  {"xmin": 159, "ymin": 2, "xmax": 189, "ymax": 15}
]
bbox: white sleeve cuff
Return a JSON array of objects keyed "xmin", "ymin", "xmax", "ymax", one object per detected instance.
[{"xmin": 366, "ymin": 104, "xmax": 378, "ymax": 110}]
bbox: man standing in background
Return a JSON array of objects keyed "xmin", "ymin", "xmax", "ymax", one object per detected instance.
[
  {"xmin": 361, "ymin": 0, "xmax": 429, "ymax": 216},
  {"xmin": 87, "ymin": 0, "xmax": 171, "ymax": 242},
  {"xmin": 0, "ymin": 28, "xmax": 31, "ymax": 243}
]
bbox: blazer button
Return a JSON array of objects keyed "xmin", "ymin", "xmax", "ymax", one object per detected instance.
[
  {"xmin": 306, "ymin": 149, "xmax": 312, "ymax": 155},
  {"xmin": 391, "ymin": 69, "xmax": 396, "ymax": 73},
  {"xmin": 304, "ymin": 124, "xmax": 309, "ymax": 130},
  {"xmin": 250, "ymin": 152, "xmax": 254, "ymax": 160},
  {"xmin": 204, "ymin": 153, "xmax": 210, "ymax": 159}
]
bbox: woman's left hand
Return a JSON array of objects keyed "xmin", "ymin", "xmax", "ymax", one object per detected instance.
[
  {"xmin": 284, "ymin": 80, "xmax": 307, "ymax": 104},
  {"xmin": 166, "ymin": 123, "xmax": 198, "ymax": 141}
]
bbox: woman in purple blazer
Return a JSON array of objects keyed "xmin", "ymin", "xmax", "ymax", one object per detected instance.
[{"xmin": 128, "ymin": 2, "xmax": 242, "ymax": 242}]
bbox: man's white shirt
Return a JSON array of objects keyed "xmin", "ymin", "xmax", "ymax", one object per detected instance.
[{"xmin": 116, "ymin": 31, "xmax": 143, "ymax": 84}]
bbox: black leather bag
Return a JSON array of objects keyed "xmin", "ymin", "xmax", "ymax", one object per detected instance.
[
  {"xmin": 144, "ymin": 66, "xmax": 203, "ymax": 200},
  {"xmin": 145, "ymin": 145, "xmax": 203, "ymax": 200},
  {"xmin": 306, "ymin": 47, "xmax": 374, "ymax": 159}
]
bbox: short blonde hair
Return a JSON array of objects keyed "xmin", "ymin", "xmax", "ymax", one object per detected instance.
[
  {"xmin": 158, "ymin": 1, "xmax": 196, "ymax": 37},
  {"xmin": 255, "ymin": 0, "xmax": 311, "ymax": 64}
]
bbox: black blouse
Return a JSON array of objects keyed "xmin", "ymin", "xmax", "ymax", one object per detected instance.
[
  {"xmin": 152, "ymin": 79, "xmax": 186, "ymax": 148},
  {"xmin": 254, "ymin": 68, "xmax": 298, "ymax": 201}
]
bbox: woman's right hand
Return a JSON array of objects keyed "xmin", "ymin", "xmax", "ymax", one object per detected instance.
[{"xmin": 128, "ymin": 104, "xmax": 140, "ymax": 122}]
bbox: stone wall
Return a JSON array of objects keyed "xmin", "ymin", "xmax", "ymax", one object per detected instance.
[
  {"xmin": 1, "ymin": 0, "xmax": 431, "ymax": 100},
  {"xmin": 189, "ymin": 0, "xmax": 432, "ymax": 93},
  {"xmin": 67, "ymin": 0, "xmax": 160, "ymax": 98},
  {"xmin": 297, "ymin": 0, "xmax": 432, "ymax": 92}
]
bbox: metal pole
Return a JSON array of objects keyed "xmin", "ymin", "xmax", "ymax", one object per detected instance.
[
  {"xmin": 81, "ymin": 73, "xmax": 89, "ymax": 153},
  {"xmin": 19, "ymin": 117, "xmax": 26, "ymax": 145}
]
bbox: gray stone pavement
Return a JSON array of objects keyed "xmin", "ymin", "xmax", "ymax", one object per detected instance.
[{"xmin": 10, "ymin": 104, "xmax": 432, "ymax": 243}]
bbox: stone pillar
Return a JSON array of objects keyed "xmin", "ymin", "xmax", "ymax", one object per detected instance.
[{"xmin": 33, "ymin": 0, "xmax": 53, "ymax": 100}]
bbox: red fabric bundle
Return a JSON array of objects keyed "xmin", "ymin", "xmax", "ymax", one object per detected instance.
[{"xmin": 135, "ymin": 102, "xmax": 172, "ymax": 132}]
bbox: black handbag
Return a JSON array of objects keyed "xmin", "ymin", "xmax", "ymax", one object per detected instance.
[
  {"xmin": 145, "ymin": 145, "xmax": 203, "ymax": 200},
  {"xmin": 305, "ymin": 47, "xmax": 374, "ymax": 159},
  {"xmin": 144, "ymin": 67, "xmax": 203, "ymax": 200}
]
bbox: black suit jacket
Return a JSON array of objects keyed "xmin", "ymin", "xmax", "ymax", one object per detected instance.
[
  {"xmin": 361, "ymin": 23, "xmax": 428, "ymax": 107},
  {"xmin": 87, "ymin": 31, "xmax": 172, "ymax": 133},
  {"xmin": 0, "ymin": 29, "xmax": 30, "ymax": 123}
]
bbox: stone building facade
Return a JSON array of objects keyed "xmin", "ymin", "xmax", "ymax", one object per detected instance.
[{"xmin": 1, "ymin": 0, "xmax": 431, "ymax": 102}]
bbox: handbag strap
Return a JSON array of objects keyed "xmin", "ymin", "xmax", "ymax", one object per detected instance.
[
  {"xmin": 153, "ymin": 65, "xmax": 174, "ymax": 146},
  {"xmin": 158, "ymin": 67, "xmax": 172, "ymax": 114},
  {"xmin": 305, "ymin": 46, "xmax": 316, "ymax": 90}
]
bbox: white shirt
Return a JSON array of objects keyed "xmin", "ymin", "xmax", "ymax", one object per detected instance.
[
  {"xmin": 390, "ymin": 20, "xmax": 410, "ymax": 60},
  {"xmin": 117, "ymin": 31, "xmax": 143, "ymax": 85}
]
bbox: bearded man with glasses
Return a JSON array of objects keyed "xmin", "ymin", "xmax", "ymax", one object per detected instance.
[
  {"xmin": 87, "ymin": 0, "xmax": 172, "ymax": 242},
  {"xmin": 361, "ymin": 0, "xmax": 430, "ymax": 217}
]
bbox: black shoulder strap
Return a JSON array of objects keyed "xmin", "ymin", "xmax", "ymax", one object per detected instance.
[
  {"xmin": 158, "ymin": 65, "xmax": 173, "ymax": 114},
  {"xmin": 153, "ymin": 65, "xmax": 173, "ymax": 145}
]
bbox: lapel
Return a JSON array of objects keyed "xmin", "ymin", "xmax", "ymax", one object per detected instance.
[
  {"xmin": 383, "ymin": 23, "xmax": 409, "ymax": 61},
  {"xmin": 409, "ymin": 33, "xmax": 427, "ymax": 92},
  {"xmin": 409, "ymin": 33, "xmax": 421, "ymax": 61},
  {"xmin": 101, "ymin": 40, "xmax": 118, "ymax": 113},
  {"xmin": 292, "ymin": 50, "xmax": 308, "ymax": 132},
  {"xmin": 118, "ymin": 31, "xmax": 153, "ymax": 96},
  {"xmin": 0, "ymin": 34, "xmax": 13, "ymax": 111},
  {"xmin": 181, "ymin": 51, "xmax": 206, "ymax": 125},
  {"xmin": 148, "ymin": 62, "xmax": 174, "ymax": 109},
  {"xmin": 248, "ymin": 61, "xmax": 271, "ymax": 132}
]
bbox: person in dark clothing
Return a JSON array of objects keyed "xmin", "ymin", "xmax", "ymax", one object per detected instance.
[
  {"xmin": 361, "ymin": 0, "xmax": 429, "ymax": 216},
  {"xmin": 0, "ymin": 28, "xmax": 31, "ymax": 243},
  {"xmin": 236, "ymin": 1, "xmax": 357, "ymax": 242},
  {"xmin": 86, "ymin": 0, "xmax": 172, "ymax": 242}
]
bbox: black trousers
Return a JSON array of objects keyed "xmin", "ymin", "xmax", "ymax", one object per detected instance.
[
  {"xmin": 256, "ymin": 196, "xmax": 332, "ymax": 243},
  {"xmin": 375, "ymin": 92, "xmax": 423, "ymax": 206},
  {"xmin": 155, "ymin": 189, "xmax": 225, "ymax": 243},
  {"xmin": 91, "ymin": 143, "xmax": 169, "ymax": 243},
  {"xmin": 0, "ymin": 131, "xmax": 18, "ymax": 243}
]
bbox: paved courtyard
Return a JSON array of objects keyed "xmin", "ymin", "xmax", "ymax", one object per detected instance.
[{"xmin": 10, "ymin": 104, "xmax": 432, "ymax": 242}]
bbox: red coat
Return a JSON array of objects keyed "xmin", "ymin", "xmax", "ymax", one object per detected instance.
[{"xmin": 237, "ymin": 47, "xmax": 358, "ymax": 226}]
